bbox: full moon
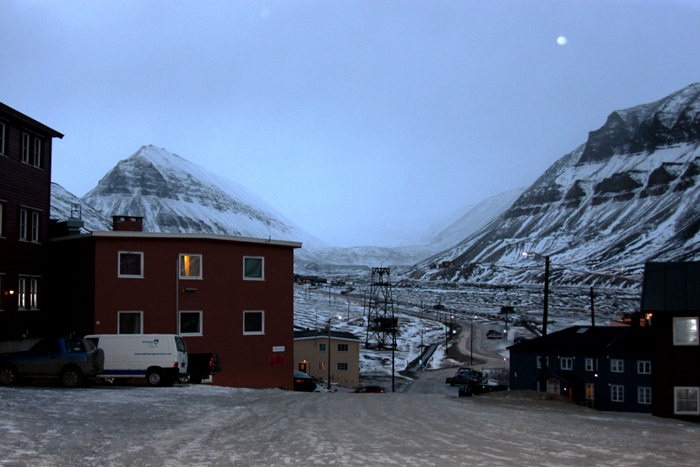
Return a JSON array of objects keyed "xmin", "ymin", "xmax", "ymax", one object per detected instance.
[{"xmin": 557, "ymin": 36, "xmax": 568, "ymax": 46}]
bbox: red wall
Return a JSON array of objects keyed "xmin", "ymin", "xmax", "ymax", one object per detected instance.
[{"xmin": 85, "ymin": 235, "xmax": 296, "ymax": 389}]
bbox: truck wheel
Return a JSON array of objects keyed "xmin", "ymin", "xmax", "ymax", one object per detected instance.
[
  {"xmin": 60, "ymin": 367, "xmax": 84, "ymax": 388},
  {"xmin": 0, "ymin": 365, "xmax": 19, "ymax": 386},
  {"xmin": 178, "ymin": 373, "xmax": 191, "ymax": 384},
  {"xmin": 146, "ymin": 369, "xmax": 164, "ymax": 387}
]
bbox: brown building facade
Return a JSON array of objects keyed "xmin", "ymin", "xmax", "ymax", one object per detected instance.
[
  {"xmin": 294, "ymin": 328, "xmax": 360, "ymax": 388},
  {"xmin": 50, "ymin": 230, "xmax": 301, "ymax": 389},
  {"xmin": 0, "ymin": 103, "xmax": 63, "ymax": 339}
]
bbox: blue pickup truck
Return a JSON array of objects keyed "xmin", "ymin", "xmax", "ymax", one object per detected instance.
[{"xmin": 0, "ymin": 338, "xmax": 104, "ymax": 388}]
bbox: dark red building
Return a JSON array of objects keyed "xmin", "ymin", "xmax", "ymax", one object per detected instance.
[
  {"xmin": 50, "ymin": 219, "xmax": 301, "ymax": 389},
  {"xmin": 0, "ymin": 102, "xmax": 63, "ymax": 339}
]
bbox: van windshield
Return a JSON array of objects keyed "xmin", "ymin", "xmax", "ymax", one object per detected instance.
[{"xmin": 175, "ymin": 336, "xmax": 187, "ymax": 353}]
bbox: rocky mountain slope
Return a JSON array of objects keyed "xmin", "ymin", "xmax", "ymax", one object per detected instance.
[
  {"xmin": 408, "ymin": 82, "xmax": 700, "ymax": 287},
  {"xmin": 50, "ymin": 182, "xmax": 112, "ymax": 232}
]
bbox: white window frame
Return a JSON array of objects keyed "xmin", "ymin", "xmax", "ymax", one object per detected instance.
[
  {"xmin": 673, "ymin": 317, "xmax": 699, "ymax": 346},
  {"xmin": 337, "ymin": 343, "xmax": 349, "ymax": 352},
  {"xmin": 674, "ymin": 387, "xmax": 700, "ymax": 415},
  {"xmin": 611, "ymin": 384, "xmax": 624, "ymax": 402},
  {"xmin": 179, "ymin": 310, "xmax": 203, "ymax": 336},
  {"xmin": 0, "ymin": 121, "xmax": 5, "ymax": 156},
  {"xmin": 21, "ymin": 133, "xmax": 30, "ymax": 163},
  {"xmin": 29, "ymin": 278, "xmax": 38, "ymax": 310},
  {"xmin": 536, "ymin": 356, "xmax": 548, "ymax": 368},
  {"xmin": 336, "ymin": 362, "xmax": 349, "ymax": 371},
  {"xmin": 0, "ymin": 202, "xmax": 4, "ymax": 237},
  {"xmin": 118, "ymin": 251, "xmax": 144, "ymax": 278},
  {"xmin": 611, "ymin": 359, "xmax": 624, "ymax": 373},
  {"xmin": 585, "ymin": 358, "xmax": 594, "ymax": 371},
  {"xmin": 19, "ymin": 209, "xmax": 28, "ymax": 240},
  {"xmin": 638, "ymin": 387, "xmax": 652, "ymax": 405},
  {"xmin": 17, "ymin": 277, "xmax": 26, "ymax": 310},
  {"xmin": 33, "ymin": 137, "xmax": 41, "ymax": 168},
  {"xmin": 560, "ymin": 357, "xmax": 573, "ymax": 370},
  {"xmin": 637, "ymin": 360, "xmax": 651, "ymax": 374},
  {"xmin": 243, "ymin": 310, "xmax": 265, "ymax": 335},
  {"xmin": 31, "ymin": 211, "xmax": 40, "ymax": 242},
  {"xmin": 318, "ymin": 343, "xmax": 327, "ymax": 352},
  {"xmin": 179, "ymin": 254, "xmax": 202, "ymax": 279},
  {"xmin": 586, "ymin": 383, "xmax": 595, "ymax": 400},
  {"xmin": 118, "ymin": 311, "xmax": 143, "ymax": 334},
  {"xmin": 243, "ymin": 256, "xmax": 265, "ymax": 281}
]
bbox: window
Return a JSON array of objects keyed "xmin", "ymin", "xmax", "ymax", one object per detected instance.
[
  {"xmin": 536, "ymin": 356, "xmax": 548, "ymax": 368},
  {"xmin": 638, "ymin": 361, "xmax": 651, "ymax": 374},
  {"xmin": 611, "ymin": 359, "xmax": 624, "ymax": 373},
  {"xmin": 179, "ymin": 311, "xmax": 202, "ymax": 336},
  {"xmin": 243, "ymin": 257, "xmax": 264, "ymax": 280},
  {"xmin": 318, "ymin": 343, "xmax": 327, "ymax": 352},
  {"xmin": 586, "ymin": 383, "xmax": 595, "ymax": 400},
  {"xmin": 118, "ymin": 311, "xmax": 142, "ymax": 334},
  {"xmin": 560, "ymin": 357, "xmax": 572, "ymax": 370},
  {"xmin": 0, "ymin": 201, "xmax": 5, "ymax": 237},
  {"xmin": 337, "ymin": 343, "xmax": 349, "ymax": 352},
  {"xmin": 0, "ymin": 122, "xmax": 5, "ymax": 155},
  {"xmin": 673, "ymin": 317, "xmax": 699, "ymax": 345},
  {"xmin": 547, "ymin": 379, "xmax": 560, "ymax": 395},
  {"xmin": 29, "ymin": 278, "xmax": 38, "ymax": 310},
  {"xmin": 33, "ymin": 137, "xmax": 41, "ymax": 168},
  {"xmin": 119, "ymin": 252, "xmax": 143, "ymax": 277},
  {"xmin": 17, "ymin": 278, "xmax": 26, "ymax": 309},
  {"xmin": 611, "ymin": 385, "xmax": 624, "ymax": 402},
  {"xmin": 585, "ymin": 358, "xmax": 594, "ymax": 371},
  {"xmin": 675, "ymin": 387, "xmax": 699, "ymax": 414},
  {"xmin": 336, "ymin": 362, "xmax": 349, "ymax": 371},
  {"xmin": 0, "ymin": 276, "xmax": 4, "ymax": 311},
  {"xmin": 31, "ymin": 211, "xmax": 40, "ymax": 242},
  {"xmin": 638, "ymin": 387, "xmax": 652, "ymax": 405},
  {"xmin": 318, "ymin": 362, "xmax": 325, "ymax": 370},
  {"xmin": 179, "ymin": 254, "xmax": 202, "ymax": 279},
  {"xmin": 19, "ymin": 209, "xmax": 28, "ymax": 240},
  {"xmin": 21, "ymin": 133, "xmax": 30, "ymax": 163},
  {"xmin": 243, "ymin": 310, "xmax": 264, "ymax": 335}
]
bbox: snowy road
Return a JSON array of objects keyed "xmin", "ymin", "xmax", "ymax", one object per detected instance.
[{"xmin": 2, "ymin": 385, "xmax": 699, "ymax": 466}]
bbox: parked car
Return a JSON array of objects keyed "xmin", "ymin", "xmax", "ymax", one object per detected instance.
[
  {"xmin": 486, "ymin": 330, "xmax": 503, "ymax": 339},
  {"xmin": 0, "ymin": 338, "xmax": 104, "ymax": 388},
  {"xmin": 352, "ymin": 385, "xmax": 385, "ymax": 393},
  {"xmin": 446, "ymin": 368, "xmax": 483, "ymax": 386},
  {"xmin": 294, "ymin": 371, "xmax": 318, "ymax": 392},
  {"xmin": 458, "ymin": 382, "xmax": 508, "ymax": 397},
  {"xmin": 179, "ymin": 353, "xmax": 221, "ymax": 384},
  {"xmin": 85, "ymin": 334, "xmax": 188, "ymax": 387},
  {"xmin": 513, "ymin": 336, "xmax": 529, "ymax": 344}
]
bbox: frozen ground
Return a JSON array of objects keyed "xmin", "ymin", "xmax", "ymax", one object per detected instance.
[{"xmin": 1, "ymin": 385, "xmax": 699, "ymax": 467}]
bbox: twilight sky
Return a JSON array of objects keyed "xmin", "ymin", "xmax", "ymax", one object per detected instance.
[{"xmin": 2, "ymin": 0, "xmax": 700, "ymax": 247}]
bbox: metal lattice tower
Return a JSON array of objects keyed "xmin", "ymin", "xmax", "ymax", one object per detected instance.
[{"xmin": 365, "ymin": 267, "xmax": 397, "ymax": 350}]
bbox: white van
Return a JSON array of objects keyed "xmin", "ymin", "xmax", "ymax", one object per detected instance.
[{"xmin": 85, "ymin": 334, "xmax": 188, "ymax": 387}]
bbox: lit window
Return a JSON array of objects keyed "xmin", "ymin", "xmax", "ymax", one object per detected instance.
[
  {"xmin": 31, "ymin": 211, "xmax": 40, "ymax": 242},
  {"xmin": 119, "ymin": 252, "xmax": 143, "ymax": 277},
  {"xmin": 318, "ymin": 362, "xmax": 325, "ymax": 370},
  {"xmin": 179, "ymin": 311, "xmax": 202, "ymax": 336},
  {"xmin": 586, "ymin": 383, "xmax": 595, "ymax": 400},
  {"xmin": 337, "ymin": 343, "xmax": 349, "ymax": 352},
  {"xmin": 560, "ymin": 357, "xmax": 573, "ymax": 370},
  {"xmin": 33, "ymin": 137, "xmax": 41, "ymax": 168},
  {"xmin": 179, "ymin": 254, "xmax": 202, "ymax": 279},
  {"xmin": 318, "ymin": 343, "xmax": 327, "ymax": 352},
  {"xmin": 19, "ymin": 209, "xmax": 28, "ymax": 240},
  {"xmin": 638, "ymin": 387, "xmax": 651, "ymax": 405},
  {"xmin": 243, "ymin": 310, "xmax": 264, "ymax": 335},
  {"xmin": 17, "ymin": 278, "xmax": 26, "ymax": 309},
  {"xmin": 675, "ymin": 387, "xmax": 699, "ymax": 414},
  {"xmin": 611, "ymin": 359, "xmax": 624, "ymax": 373},
  {"xmin": 21, "ymin": 133, "xmax": 29, "ymax": 163},
  {"xmin": 337, "ymin": 362, "xmax": 349, "ymax": 371},
  {"xmin": 243, "ymin": 257, "xmax": 264, "ymax": 280},
  {"xmin": 611, "ymin": 385, "xmax": 624, "ymax": 402},
  {"xmin": 673, "ymin": 317, "xmax": 699, "ymax": 346},
  {"xmin": 638, "ymin": 361, "xmax": 651, "ymax": 374},
  {"xmin": 118, "ymin": 311, "xmax": 142, "ymax": 334},
  {"xmin": 29, "ymin": 278, "xmax": 38, "ymax": 310}
]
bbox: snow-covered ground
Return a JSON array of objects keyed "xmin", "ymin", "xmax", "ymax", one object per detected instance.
[{"xmin": 2, "ymin": 384, "xmax": 699, "ymax": 466}]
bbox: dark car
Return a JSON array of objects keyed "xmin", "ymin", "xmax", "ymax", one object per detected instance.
[
  {"xmin": 0, "ymin": 338, "xmax": 104, "ymax": 388},
  {"xmin": 352, "ymin": 385, "xmax": 385, "ymax": 393},
  {"xmin": 446, "ymin": 368, "xmax": 483, "ymax": 386},
  {"xmin": 294, "ymin": 371, "xmax": 318, "ymax": 392},
  {"xmin": 458, "ymin": 382, "xmax": 508, "ymax": 397},
  {"xmin": 486, "ymin": 330, "xmax": 503, "ymax": 339},
  {"xmin": 179, "ymin": 353, "xmax": 222, "ymax": 384}
]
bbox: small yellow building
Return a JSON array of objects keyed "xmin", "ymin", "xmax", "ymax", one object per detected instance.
[{"xmin": 294, "ymin": 328, "xmax": 361, "ymax": 388}]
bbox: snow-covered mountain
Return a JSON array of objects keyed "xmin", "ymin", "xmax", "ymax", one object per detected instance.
[
  {"xmin": 50, "ymin": 182, "xmax": 112, "ymax": 231},
  {"xmin": 80, "ymin": 145, "xmax": 327, "ymax": 257},
  {"xmin": 409, "ymin": 82, "xmax": 700, "ymax": 286}
]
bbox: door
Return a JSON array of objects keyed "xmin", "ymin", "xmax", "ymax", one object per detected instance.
[{"xmin": 547, "ymin": 378, "xmax": 560, "ymax": 395}]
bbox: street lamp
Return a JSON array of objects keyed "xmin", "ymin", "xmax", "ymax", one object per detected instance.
[
  {"xmin": 327, "ymin": 316, "xmax": 342, "ymax": 390},
  {"xmin": 523, "ymin": 251, "xmax": 550, "ymax": 392}
]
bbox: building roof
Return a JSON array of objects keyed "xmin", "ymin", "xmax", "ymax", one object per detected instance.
[
  {"xmin": 294, "ymin": 328, "xmax": 361, "ymax": 342},
  {"xmin": 508, "ymin": 325, "xmax": 652, "ymax": 357},
  {"xmin": 0, "ymin": 102, "xmax": 64, "ymax": 138},
  {"xmin": 50, "ymin": 230, "xmax": 302, "ymax": 248},
  {"xmin": 641, "ymin": 262, "xmax": 700, "ymax": 312}
]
